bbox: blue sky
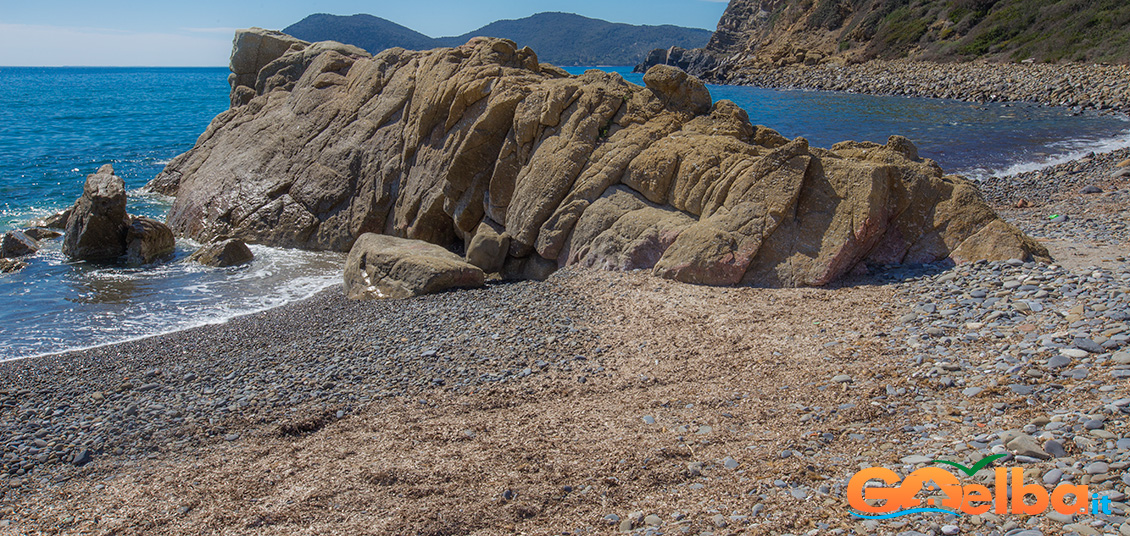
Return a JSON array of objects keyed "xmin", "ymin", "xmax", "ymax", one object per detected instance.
[{"xmin": 0, "ymin": 1, "xmax": 729, "ymax": 66}]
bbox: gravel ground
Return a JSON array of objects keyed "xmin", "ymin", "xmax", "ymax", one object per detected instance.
[
  {"xmin": 712, "ymin": 60, "xmax": 1130, "ymax": 114},
  {"xmin": 0, "ymin": 151, "xmax": 1127, "ymax": 535},
  {"xmin": 0, "ymin": 274, "xmax": 601, "ymax": 502}
]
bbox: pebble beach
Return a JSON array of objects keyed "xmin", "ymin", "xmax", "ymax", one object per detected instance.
[
  {"xmin": 714, "ymin": 60, "xmax": 1130, "ymax": 114},
  {"xmin": 1, "ymin": 98, "xmax": 1129, "ymax": 536}
]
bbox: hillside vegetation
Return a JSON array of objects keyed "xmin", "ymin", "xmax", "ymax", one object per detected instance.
[
  {"xmin": 706, "ymin": 0, "xmax": 1130, "ymax": 65},
  {"xmin": 284, "ymin": 12, "xmax": 712, "ymax": 66}
]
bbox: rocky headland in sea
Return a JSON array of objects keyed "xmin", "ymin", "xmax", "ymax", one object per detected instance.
[{"xmin": 0, "ymin": 28, "xmax": 1127, "ymax": 536}]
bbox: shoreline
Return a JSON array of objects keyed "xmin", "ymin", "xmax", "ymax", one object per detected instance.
[
  {"xmin": 704, "ymin": 59, "xmax": 1130, "ymax": 115},
  {"xmin": 0, "ymin": 145, "xmax": 1126, "ymax": 533}
]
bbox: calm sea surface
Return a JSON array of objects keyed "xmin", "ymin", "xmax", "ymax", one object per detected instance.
[{"xmin": 0, "ymin": 66, "xmax": 1127, "ymax": 359}]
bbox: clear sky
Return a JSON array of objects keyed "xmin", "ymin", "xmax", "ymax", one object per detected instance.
[{"xmin": 0, "ymin": 0, "xmax": 730, "ymax": 66}]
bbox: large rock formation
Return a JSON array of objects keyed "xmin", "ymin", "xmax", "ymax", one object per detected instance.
[
  {"xmin": 149, "ymin": 31, "xmax": 1047, "ymax": 287},
  {"xmin": 63, "ymin": 165, "xmax": 176, "ymax": 264}
]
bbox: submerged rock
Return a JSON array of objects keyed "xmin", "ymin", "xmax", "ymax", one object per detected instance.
[
  {"xmin": 344, "ymin": 233, "xmax": 484, "ymax": 300},
  {"xmin": 189, "ymin": 238, "xmax": 254, "ymax": 267},
  {"xmin": 1, "ymin": 230, "xmax": 39, "ymax": 258},
  {"xmin": 151, "ymin": 31, "xmax": 1048, "ymax": 287}
]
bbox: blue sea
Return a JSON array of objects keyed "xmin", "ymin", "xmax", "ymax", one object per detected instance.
[{"xmin": 1, "ymin": 66, "xmax": 1128, "ymax": 360}]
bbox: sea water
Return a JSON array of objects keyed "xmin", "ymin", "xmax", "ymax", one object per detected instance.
[{"xmin": 1, "ymin": 66, "xmax": 1127, "ymax": 360}]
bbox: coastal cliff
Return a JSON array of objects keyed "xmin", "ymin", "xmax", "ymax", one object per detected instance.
[
  {"xmin": 701, "ymin": 0, "xmax": 1130, "ymax": 67},
  {"xmin": 637, "ymin": 0, "xmax": 1130, "ymax": 112},
  {"xmin": 149, "ymin": 28, "xmax": 1046, "ymax": 287}
]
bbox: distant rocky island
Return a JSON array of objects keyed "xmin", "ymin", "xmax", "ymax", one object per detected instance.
[{"xmin": 283, "ymin": 12, "xmax": 713, "ymax": 66}]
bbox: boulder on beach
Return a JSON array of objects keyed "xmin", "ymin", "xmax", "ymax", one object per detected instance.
[
  {"xmin": 189, "ymin": 238, "xmax": 254, "ymax": 267},
  {"xmin": 344, "ymin": 233, "xmax": 485, "ymax": 300},
  {"xmin": 125, "ymin": 216, "xmax": 176, "ymax": 264},
  {"xmin": 62, "ymin": 164, "xmax": 177, "ymax": 264},
  {"xmin": 465, "ymin": 221, "xmax": 509, "ymax": 274},
  {"xmin": 1, "ymin": 230, "xmax": 39, "ymax": 258},
  {"xmin": 150, "ymin": 31, "xmax": 1049, "ymax": 288}
]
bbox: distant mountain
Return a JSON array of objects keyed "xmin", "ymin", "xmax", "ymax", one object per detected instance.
[
  {"xmin": 284, "ymin": 14, "xmax": 435, "ymax": 54},
  {"xmin": 283, "ymin": 12, "xmax": 713, "ymax": 66}
]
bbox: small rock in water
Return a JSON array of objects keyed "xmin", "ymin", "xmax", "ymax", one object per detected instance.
[{"xmin": 1079, "ymin": 185, "xmax": 1103, "ymax": 194}]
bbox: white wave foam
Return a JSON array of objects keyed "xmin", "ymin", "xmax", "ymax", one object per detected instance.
[
  {"xmin": 965, "ymin": 128, "xmax": 1130, "ymax": 180},
  {"xmin": 1, "ymin": 244, "xmax": 344, "ymax": 362}
]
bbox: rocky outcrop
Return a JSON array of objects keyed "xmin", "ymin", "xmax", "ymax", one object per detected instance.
[
  {"xmin": 125, "ymin": 217, "xmax": 176, "ymax": 264},
  {"xmin": 1, "ymin": 231, "xmax": 39, "ymax": 258},
  {"xmin": 344, "ymin": 234, "xmax": 485, "ymax": 299},
  {"xmin": 150, "ymin": 32, "xmax": 1047, "ymax": 288},
  {"xmin": 37, "ymin": 209, "xmax": 71, "ymax": 230},
  {"xmin": 63, "ymin": 165, "xmax": 130, "ymax": 261},
  {"xmin": 633, "ymin": 46, "xmax": 719, "ymax": 76},
  {"xmin": 228, "ymin": 28, "xmax": 310, "ymax": 103},
  {"xmin": 189, "ymin": 238, "xmax": 254, "ymax": 267},
  {"xmin": 63, "ymin": 165, "xmax": 176, "ymax": 264}
]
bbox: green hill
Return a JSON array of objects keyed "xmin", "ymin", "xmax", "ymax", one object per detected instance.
[
  {"xmin": 705, "ymin": 0, "xmax": 1130, "ymax": 65},
  {"xmin": 283, "ymin": 12, "xmax": 712, "ymax": 66}
]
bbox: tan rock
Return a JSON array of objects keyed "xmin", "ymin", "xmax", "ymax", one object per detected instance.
[
  {"xmin": 229, "ymin": 28, "xmax": 309, "ymax": 93},
  {"xmin": 344, "ymin": 233, "xmax": 484, "ymax": 299},
  {"xmin": 465, "ymin": 221, "xmax": 509, "ymax": 274},
  {"xmin": 153, "ymin": 31, "xmax": 1048, "ymax": 289}
]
